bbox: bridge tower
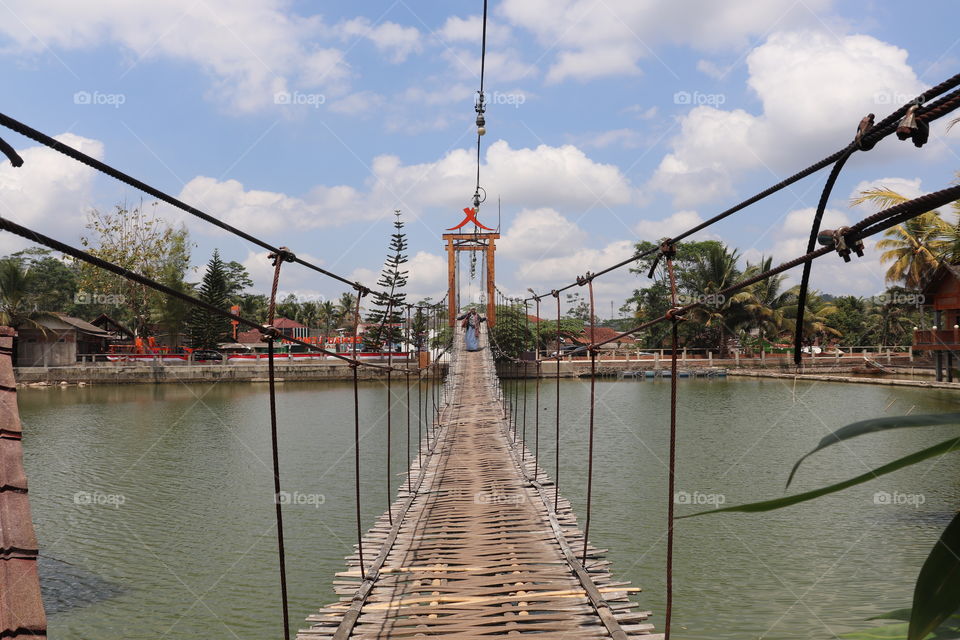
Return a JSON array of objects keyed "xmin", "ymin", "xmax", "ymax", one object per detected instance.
[{"xmin": 443, "ymin": 227, "xmax": 498, "ymax": 328}]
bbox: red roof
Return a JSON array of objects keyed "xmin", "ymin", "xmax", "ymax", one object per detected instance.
[
  {"xmin": 237, "ymin": 328, "xmax": 263, "ymax": 344},
  {"xmin": 274, "ymin": 317, "xmax": 306, "ymax": 329}
]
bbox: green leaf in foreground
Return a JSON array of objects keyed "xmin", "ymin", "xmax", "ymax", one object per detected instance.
[
  {"xmin": 786, "ymin": 413, "xmax": 960, "ymax": 489},
  {"xmin": 909, "ymin": 511, "xmax": 960, "ymax": 640},
  {"xmin": 679, "ymin": 437, "xmax": 960, "ymax": 517}
]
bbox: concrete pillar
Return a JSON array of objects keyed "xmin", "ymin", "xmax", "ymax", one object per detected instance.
[
  {"xmin": 708, "ymin": 351, "xmax": 713, "ymax": 366},
  {"xmin": 909, "ymin": 346, "xmax": 913, "ymax": 362},
  {"xmin": 735, "ymin": 351, "xmax": 740, "ymax": 367},
  {"xmin": 936, "ymin": 351, "xmax": 943, "ymax": 382},
  {"xmin": 682, "ymin": 347, "xmax": 687, "ymax": 362}
]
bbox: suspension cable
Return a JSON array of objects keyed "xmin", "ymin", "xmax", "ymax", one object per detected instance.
[
  {"xmin": 581, "ymin": 277, "xmax": 597, "ymax": 565},
  {"xmin": 351, "ymin": 293, "xmax": 366, "ymax": 576},
  {"xmin": 553, "ymin": 290, "xmax": 561, "ymax": 513},
  {"xmin": 510, "ymin": 72, "xmax": 960, "ymax": 298},
  {"xmin": 265, "ymin": 250, "xmax": 291, "ymax": 640}
]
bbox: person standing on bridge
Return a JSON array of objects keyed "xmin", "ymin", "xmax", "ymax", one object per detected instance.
[{"xmin": 457, "ymin": 309, "xmax": 485, "ymax": 351}]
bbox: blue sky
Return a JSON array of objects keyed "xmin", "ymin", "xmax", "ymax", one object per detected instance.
[{"xmin": 0, "ymin": 0, "xmax": 958, "ymax": 315}]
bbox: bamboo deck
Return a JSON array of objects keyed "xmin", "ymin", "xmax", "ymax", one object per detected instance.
[{"xmin": 298, "ymin": 330, "xmax": 656, "ymax": 639}]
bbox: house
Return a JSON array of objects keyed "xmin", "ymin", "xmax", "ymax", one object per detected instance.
[
  {"xmin": 15, "ymin": 314, "xmax": 112, "ymax": 367},
  {"xmin": 913, "ymin": 263, "xmax": 960, "ymax": 381},
  {"xmin": 570, "ymin": 326, "xmax": 637, "ymax": 350}
]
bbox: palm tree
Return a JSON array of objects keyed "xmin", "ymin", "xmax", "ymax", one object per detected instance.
[
  {"xmin": 742, "ymin": 256, "xmax": 794, "ymax": 343},
  {"xmin": 336, "ymin": 292, "xmax": 358, "ymax": 332},
  {"xmin": 781, "ymin": 288, "xmax": 841, "ymax": 346},
  {"xmin": 852, "ymin": 186, "xmax": 956, "ymax": 289},
  {"xmin": 681, "ymin": 243, "xmax": 746, "ymax": 356},
  {"xmin": 0, "ymin": 259, "xmax": 33, "ymax": 325},
  {"xmin": 318, "ymin": 300, "xmax": 337, "ymax": 337},
  {"xmin": 0, "ymin": 259, "xmax": 57, "ymax": 330}
]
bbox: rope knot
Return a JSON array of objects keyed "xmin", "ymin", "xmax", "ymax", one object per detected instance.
[
  {"xmin": 665, "ymin": 307, "xmax": 686, "ymax": 322},
  {"xmin": 259, "ymin": 324, "xmax": 282, "ymax": 340},
  {"xmin": 268, "ymin": 247, "xmax": 295, "ymax": 266},
  {"xmin": 354, "ymin": 283, "xmax": 371, "ymax": 298}
]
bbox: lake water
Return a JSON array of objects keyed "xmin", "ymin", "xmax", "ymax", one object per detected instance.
[{"xmin": 19, "ymin": 376, "xmax": 960, "ymax": 639}]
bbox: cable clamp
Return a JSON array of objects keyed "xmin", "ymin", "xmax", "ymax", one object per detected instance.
[
  {"xmin": 550, "ymin": 289, "xmax": 560, "ymax": 298},
  {"xmin": 896, "ymin": 103, "xmax": 929, "ymax": 148},
  {"xmin": 576, "ymin": 272, "xmax": 594, "ymax": 287},
  {"xmin": 819, "ymin": 227, "xmax": 864, "ymax": 262},
  {"xmin": 855, "ymin": 113, "xmax": 876, "ymax": 150}
]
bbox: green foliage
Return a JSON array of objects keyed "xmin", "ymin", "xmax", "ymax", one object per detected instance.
[
  {"xmin": 489, "ymin": 303, "xmax": 534, "ymax": 360},
  {"xmin": 365, "ymin": 212, "xmax": 409, "ymax": 350},
  {"xmin": 188, "ymin": 249, "xmax": 232, "ymax": 349},
  {"xmin": 78, "ymin": 200, "xmax": 192, "ymax": 336},
  {"xmin": 7, "ymin": 249, "xmax": 78, "ymax": 313}
]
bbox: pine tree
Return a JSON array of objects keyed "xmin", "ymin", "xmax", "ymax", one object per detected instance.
[
  {"xmin": 364, "ymin": 211, "xmax": 409, "ymax": 350},
  {"xmin": 189, "ymin": 249, "xmax": 232, "ymax": 349}
]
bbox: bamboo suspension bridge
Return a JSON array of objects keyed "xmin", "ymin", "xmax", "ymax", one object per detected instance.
[
  {"xmin": 2, "ymin": 1, "xmax": 960, "ymax": 636},
  {"xmin": 298, "ymin": 329, "xmax": 651, "ymax": 639}
]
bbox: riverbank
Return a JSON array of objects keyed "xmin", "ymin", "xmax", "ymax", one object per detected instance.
[
  {"xmin": 14, "ymin": 361, "xmax": 446, "ymax": 386},
  {"xmin": 729, "ymin": 369, "xmax": 960, "ymax": 390}
]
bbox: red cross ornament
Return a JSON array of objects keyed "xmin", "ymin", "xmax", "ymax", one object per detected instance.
[{"xmin": 447, "ymin": 207, "xmax": 494, "ymax": 231}]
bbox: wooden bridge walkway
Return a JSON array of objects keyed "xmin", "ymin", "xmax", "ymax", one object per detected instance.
[{"xmin": 298, "ymin": 329, "xmax": 656, "ymax": 639}]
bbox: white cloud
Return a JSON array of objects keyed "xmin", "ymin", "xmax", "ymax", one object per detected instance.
[
  {"xmin": 849, "ymin": 176, "xmax": 924, "ymax": 211},
  {"xmin": 499, "ymin": 208, "xmax": 588, "ymax": 260},
  {"xmin": 179, "ymin": 177, "xmax": 369, "ymax": 234},
  {"xmin": 501, "ymin": 0, "xmax": 832, "ymax": 83},
  {"xmin": 338, "ymin": 18, "xmax": 422, "ymax": 63},
  {"xmin": 0, "ymin": 1, "xmax": 362, "ymax": 111},
  {"xmin": 437, "ymin": 15, "xmax": 513, "ymax": 46},
  {"xmin": 634, "ymin": 210, "xmax": 705, "ymax": 241},
  {"xmin": 0, "ymin": 133, "xmax": 102, "ymax": 252},
  {"xmin": 175, "ymin": 139, "xmax": 636, "ymax": 237},
  {"xmin": 746, "ymin": 206, "xmax": 889, "ymax": 296},
  {"xmin": 651, "ymin": 31, "xmax": 925, "ymax": 207},
  {"xmin": 406, "ymin": 251, "xmax": 447, "ymax": 301}
]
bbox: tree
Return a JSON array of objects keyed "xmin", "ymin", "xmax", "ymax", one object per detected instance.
[
  {"xmin": 223, "ymin": 261, "xmax": 254, "ymax": 303},
  {"xmin": 851, "ymin": 186, "xmax": 956, "ymax": 289},
  {"xmin": 188, "ymin": 250, "xmax": 232, "ymax": 349},
  {"xmin": 337, "ymin": 292, "xmax": 359, "ymax": 333},
  {"xmin": 681, "ymin": 242, "xmax": 746, "ymax": 356},
  {"xmin": 364, "ymin": 211, "xmax": 409, "ymax": 350},
  {"xmin": 79, "ymin": 200, "xmax": 192, "ymax": 336},
  {"xmin": 8, "ymin": 249, "xmax": 78, "ymax": 313},
  {"xmin": 489, "ymin": 302, "xmax": 534, "ymax": 360}
]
